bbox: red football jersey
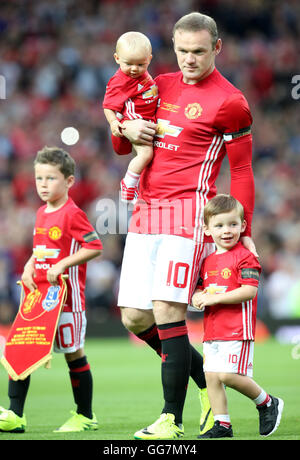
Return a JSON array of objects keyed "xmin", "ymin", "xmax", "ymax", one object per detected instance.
[
  {"xmin": 198, "ymin": 242, "xmax": 261, "ymax": 341},
  {"xmin": 103, "ymin": 69, "xmax": 158, "ymax": 122},
  {"xmin": 32, "ymin": 198, "xmax": 102, "ymax": 312},
  {"xmin": 128, "ymin": 68, "xmax": 254, "ymax": 241}
]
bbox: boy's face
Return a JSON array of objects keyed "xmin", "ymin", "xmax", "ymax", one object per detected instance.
[
  {"xmin": 204, "ymin": 209, "xmax": 246, "ymax": 252},
  {"xmin": 114, "ymin": 46, "xmax": 152, "ymax": 78},
  {"xmin": 35, "ymin": 163, "xmax": 74, "ymax": 208}
]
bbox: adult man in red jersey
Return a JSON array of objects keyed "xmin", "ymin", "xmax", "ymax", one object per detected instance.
[{"xmin": 111, "ymin": 12, "xmax": 257, "ymax": 440}]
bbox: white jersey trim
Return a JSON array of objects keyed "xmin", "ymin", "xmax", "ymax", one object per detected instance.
[
  {"xmin": 69, "ymin": 239, "xmax": 83, "ymax": 312},
  {"xmin": 242, "ymin": 300, "xmax": 254, "ymax": 340},
  {"xmin": 125, "ymin": 98, "xmax": 143, "ymax": 120},
  {"xmin": 193, "ymin": 135, "xmax": 224, "ymax": 245}
]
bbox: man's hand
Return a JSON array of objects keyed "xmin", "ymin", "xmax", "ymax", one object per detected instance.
[
  {"xmin": 122, "ymin": 119, "xmax": 157, "ymax": 145},
  {"xmin": 241, "ymin": 236, "xmax": 259, "ymax": 257}
]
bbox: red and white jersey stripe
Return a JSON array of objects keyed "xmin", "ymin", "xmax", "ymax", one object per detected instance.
[
  {"xmin": 242, "ymin": 300, "xmax": 254, "ymax": 340},
  {"xmin": 237, "ymin": 341, "xmax": 252, "ymax": 375},
  {"xmin": 124, "ymin": 98, "xmax": 143, "ymax": 120}
]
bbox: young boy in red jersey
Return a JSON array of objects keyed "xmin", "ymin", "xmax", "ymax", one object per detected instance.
[
  {"xmin": 192, "ymin": 194, "xmax": 284, "ymax": 438},
  {"xmin": 103, "ymin": 31, "xmax": 158, "ymax": 202},
  {"xmin": 0, "ymin": 147, "xmax": 102, "ymax": 433}
]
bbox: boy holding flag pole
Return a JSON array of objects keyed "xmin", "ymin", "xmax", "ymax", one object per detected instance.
[{"xmin": 0, "ymin": 146, "xmax": 102, "ymax": 433}]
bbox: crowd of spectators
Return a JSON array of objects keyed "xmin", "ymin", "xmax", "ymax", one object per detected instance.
[{"xmin": 0, "ymin": 0, "xmax": 299, "ymax": 328}]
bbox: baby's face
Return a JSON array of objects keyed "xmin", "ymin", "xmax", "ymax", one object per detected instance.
[{"xmin": 114, "ymin": 46, "xmax": 152, "ymax": 78}]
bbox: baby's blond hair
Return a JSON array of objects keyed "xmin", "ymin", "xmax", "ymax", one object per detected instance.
[{"xmin": 116, "ymin": 31, "xmax": 152, "ymax": 56}]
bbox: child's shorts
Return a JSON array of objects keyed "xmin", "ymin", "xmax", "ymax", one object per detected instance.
[
  {"xmin": 54, "ymin": 311, "xmax": 87, "ymax": 354},
  {"xmin": 203, "ymin": 340, "xmax": 254, "ymax": 377}
]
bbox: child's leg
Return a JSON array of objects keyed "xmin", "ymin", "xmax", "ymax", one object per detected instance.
[
  {"xmin": 8, "ymin": 375, "xmax": 30, "ymax": 417},
  {"xmin": 127, "ymin": 144, "xmax": 153, "ymax": 175},
  {"xmin": 205, "ymin": 372, "xmax": 228, "ymax": 416},
  {"xmin": 205, "ymin": 372, "xmax": 231, "ymax": 429},
  {"xmin": 122, "ymin": 144, "xmax": 153, "ymax": 189},
  {"xmin": 219, "ymin": 372, "xmax": 268, "ymax": 403},
  {"xmin": 65, "ymin": 348, "xmax": 93, "ymax": 419}
]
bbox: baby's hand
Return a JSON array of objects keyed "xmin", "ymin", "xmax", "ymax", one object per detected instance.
[{"xmin": 110, "ymin": 120, "xmax": 123, "ymax": 137}]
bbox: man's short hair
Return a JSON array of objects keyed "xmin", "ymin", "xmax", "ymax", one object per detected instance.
[
  {"xmin": 34, "ymin": 146, "xmax": 75, "ymax": 178},
  {"xmin": 173, "ymin": 12, "xmax": 218, "ymax": 48},
  {"xmin": 204, "ymin": 194, "xmax": 244, "ymax": 225}
]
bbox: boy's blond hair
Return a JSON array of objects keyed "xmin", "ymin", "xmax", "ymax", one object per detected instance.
[
  {"xmin": 204, "ymin": 194, "xmax": 244, "ymax": 225},
  {"xmin": 34, "ymin": 146, "xmax": 75, "ymax": 178}
]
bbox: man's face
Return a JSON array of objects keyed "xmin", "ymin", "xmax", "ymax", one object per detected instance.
[{"xmin": 173, "ymin": 29, "xmax": 221, "ymax": 84}]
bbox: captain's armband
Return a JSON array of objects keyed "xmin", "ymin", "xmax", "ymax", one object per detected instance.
[{"xmin": 223, "ymin": 126, "xmax": 251, "ymax": 142}]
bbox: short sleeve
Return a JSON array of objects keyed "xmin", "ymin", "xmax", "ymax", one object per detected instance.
[
  {"xmin": 237, "ymin": 252, "xmax": 261, "ymax": 287},
  {"xmin": 213, "ymin": 92, "xmax": 253, "ymax": 139},
  {"xmin": 70, "ymin": 209, "xmax": 102, "ymax": 250}
]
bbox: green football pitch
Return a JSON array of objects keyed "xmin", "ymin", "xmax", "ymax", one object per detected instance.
[{"xmin": 0, "ymin": 337, "xmax": 299, "ymax": 441}]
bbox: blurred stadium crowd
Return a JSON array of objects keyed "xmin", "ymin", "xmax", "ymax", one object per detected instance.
[{"xmin": 0, "ymin": 0, "xmax": 299, "ymax": 327}]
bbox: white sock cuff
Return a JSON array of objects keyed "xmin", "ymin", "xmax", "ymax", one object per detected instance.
[
  {"xmin": 253, "ymin": 390, "xmax": 269, "ymax": 406},
  {"xmin": 124, "ymin": 170, "xmax": 140, "ymax": 187},
  {"xmin": 214, "ymin": 414, "xmax": 231, "ymax": 423}
]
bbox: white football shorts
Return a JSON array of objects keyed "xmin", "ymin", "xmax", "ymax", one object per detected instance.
[
  {"xmin": 203, "ymin": 340, "xmax": 254, "ymax": 377},
  {"xmin": 117, "ymin": 232, "xmax": 214, "ymax": 309},
  {"xmin": 54, "ymin": 311, "xmax": 87, "ymax": 354}
]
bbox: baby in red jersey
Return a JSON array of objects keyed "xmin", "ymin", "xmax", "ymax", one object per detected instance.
[{"xmin": 103, "ymin": 31, "xmax": 158, "ymax": 202}]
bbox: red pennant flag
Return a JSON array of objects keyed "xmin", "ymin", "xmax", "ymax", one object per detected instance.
[{"xmin": 1, "ymin": 275, "xmax": 68, "ymax": 380}]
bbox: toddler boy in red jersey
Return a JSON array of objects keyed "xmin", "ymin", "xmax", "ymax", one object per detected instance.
[
  {"xmin": 0, "ymin": 147, "xmax": 102, "ymax": 433},
  {"xmin": 103, "ymin": 31, "xmax": 158, "ymax": 202},
  {"xmin": 192, "ymin": 194, "xmax": 284, "ymax": 438}
]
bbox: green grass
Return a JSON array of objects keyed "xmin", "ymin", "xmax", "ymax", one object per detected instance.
[{"xmin": 0, "ymin": 337, "xmax": 299, "ymax": 441}]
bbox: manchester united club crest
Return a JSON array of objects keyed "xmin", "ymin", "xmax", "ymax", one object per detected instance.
[
  {"xmin": 184, "ymin": 103, "xmax": 202, "ymax": 119},
  {"xmin": 22, "ymin": 289, "xmax": 43, "ymax": 317},
  {"xmin": 221, "ymin": 268, "xmax": 232, "ymax": 279},
  {"xmin": 48, "ymin": 226, "xmax": 62, "ymax": 240}
]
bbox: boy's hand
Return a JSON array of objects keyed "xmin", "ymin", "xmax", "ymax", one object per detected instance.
[
  {"xmin": 47, "ymin": 262, "xmax": 65, "ymax": 286},
  {"xmin": 21, "ymin": 268, "xmax": 37, "ymax": 292},
  {"xmin": 192, "ymin": 290, "xmax": 205, "ymax": 311},
  {"xmin": 192, "ymin": 289, "xmax": 219, "ymax": 311}
]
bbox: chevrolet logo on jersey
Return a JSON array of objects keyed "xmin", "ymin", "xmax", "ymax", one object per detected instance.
[
  {"xmin": 156, "ymin": 119, "xmax": 183, "ymax": 139},
  {"xmin": 33, "ymin": 245, "xmax": 61, "ymax": 262},
  {"xmin": 142, "ymin": 84, "xmax": 158, "ymax": 99},
  {"xmin": 206, "ymin": 283, "xmax": 228, "ymax": 295}
]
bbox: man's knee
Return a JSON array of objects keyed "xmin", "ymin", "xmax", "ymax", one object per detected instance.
[
  {"xmin": 120, "ymin": 307, "xmax": 154, "ymax": 334},
  {"xmin": 153, "ymin": 300, "xmax": 187, "ymax": 325}
]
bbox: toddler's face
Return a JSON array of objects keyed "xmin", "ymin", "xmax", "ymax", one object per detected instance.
[
  {"xmin": 114, "ymin": 46, "xmax": 152, "ymax": 78},
  {"xmin": 204, "ymin": 209, "xmax": 246, "ymax": 253}
]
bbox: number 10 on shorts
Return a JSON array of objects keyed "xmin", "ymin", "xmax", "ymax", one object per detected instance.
[{"xmin": 166, "ymin": 261, "xmax": 190, "ymax": 288}]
